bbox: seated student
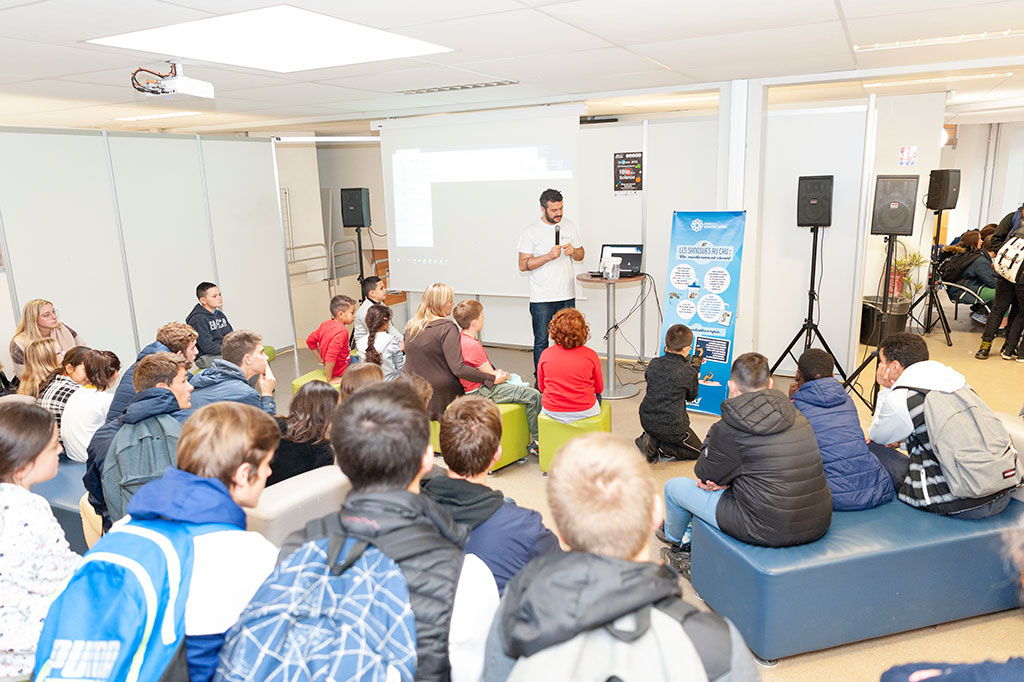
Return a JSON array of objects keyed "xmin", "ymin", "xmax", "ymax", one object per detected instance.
[
  {"xmin": 358, "ymin": 303, "xmax": 406, "ymax": 380},
  {"xmin": 17, "ymin": 337, "xmax": 62, "ymax": 399},
  {"xmin": 453, "ymin": 300, "xmax": 542, "ymax": 454},
  {"xmin": 37, "ymin": 403, "xmax": 280, "ymax": 682},
  {"xmin": 636, "ymin": 324, "xmax": 701, "ymax": 462},
  {"xmin": 482, "ymin": 432, "xmax": 759, "ymax": 682},
  {"xmin": 187, "ymin": 281, "xmax": 234, "ymax": 368},
  {"xmin": 267, "ymin": 380, "xmax": 338, "ymax": 486},
  {"xmin": 37, "ymin": 345, "xmax": 91, "ymax": 435},
  {"xmin": 790, "ymin": 348, "xmax": 894, "ymax": 511},
  {"xmin": 9, "ymin": 298, "xmax": 85, "ymax": 377},
  {"xmin": 661, "ymin": 352, "xmax": 832, "ymax": 575},
  {"xmin": 354, "ymin": 275, "xmax": 400, "ymax": 345},
  {"xmin": 421, "ymin": 395, "xmax": 560, "ymax": 594},
  {"xmin": 61, "ymin": 349, "xmax": 120, "ymax": 462},
  {"xmin": 869, "ymin": 332, "xmax": 1014, "ymax": 519},
  {"xmin": 306, "ymin": 294, "xmax": 357, "ymax": 377},
  {"xmin": 84, "ymin": 352, "xmax": 193, "ymax": 529},
  {"xmin": 107, "ymin": 321, "xmax": 198, "ymax": 421},
  {"xmin": 403, "ymin": 372, "xmax": 434, "ymax": 410},
  {"xmin": 280, "ymin": 382, "xmax": 500, "ymax": 682},
  {"xmin": 339, "ymin": 362, "xmax": 385, "ymax": 400},
  {"xmin": 0, "ymin": 404, "xmax": 80, "ymax": 678},
  {"xmin": 537, "ymin": 308, "xmax": 603, "ymax": 423},
  {"xmin": 188, "ymin": 330, "xmax": 276, "ymax": 415}
]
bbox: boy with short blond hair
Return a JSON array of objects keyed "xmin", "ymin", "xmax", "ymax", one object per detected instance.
[
  {"xmin": 306, "ymin": 295, "xmax": 357, "ymax": 381},
  {"xmin": 452, "ymin": 299, "xmax": 542, "ymax": 454},
  {"xmin": 636, "ymin": 323, "xmax": 701, "ymax": 462},
  {"xmin": 421, "ymin": 395, "xmax": 560, "ymax": 594},
  {"xmin": 482, "ymin": 433, "xmax": 758, "ymax": 682}
]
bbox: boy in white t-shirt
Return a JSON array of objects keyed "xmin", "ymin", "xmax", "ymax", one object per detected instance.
[
  {"xmin": 354, "ymin": 276, "xmax": 400, "ymax": 346},
  {"xmin": 517, "ymin": 188, "xmax": 585, "ymax": 378}
]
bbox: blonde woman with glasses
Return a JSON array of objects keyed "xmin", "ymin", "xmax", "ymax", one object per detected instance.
[{"xmin": 9, "ymin": 299, "xmax": 85, "ymax": 377}]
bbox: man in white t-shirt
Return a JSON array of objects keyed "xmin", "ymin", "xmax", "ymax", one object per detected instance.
[{"xmin": 518, "ymin": 188, "xmax": 585, "ymax": 377}]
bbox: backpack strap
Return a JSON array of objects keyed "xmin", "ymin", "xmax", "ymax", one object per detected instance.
[
  {"xmin": 370, "ymin": 524, "xmax": 457, "ymax": 563},
  {"xmin": 654, "ymin": 596, "xmax": 731, "ymax": 681},
  {"xmin": 325, "ymin": 529, "xmax": 370, "ymax": 576}
]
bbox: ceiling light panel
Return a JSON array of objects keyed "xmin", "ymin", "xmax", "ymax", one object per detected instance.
[
  {"xmin": 87, "ymin": 5, "xmax": 453, "ymax": 73},
  {"xmin": 855, "ymin": 28, "xmax": 1024, "ymax": 51},
  {"xmin": 863, "ymin": 72, "xmax": 1013, "ymax": 88}
]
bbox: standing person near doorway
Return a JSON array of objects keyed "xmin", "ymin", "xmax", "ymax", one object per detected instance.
[{"xmin": 518, "ymin": 189, "xmax": 585, "ymax": 379}]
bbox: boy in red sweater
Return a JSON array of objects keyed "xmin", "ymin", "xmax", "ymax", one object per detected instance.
[
  {"xmin": 305, "ymin": 295, "xmax": 356, "ymax": 382},
  {"xmin": 537, "ymin": 308, "xmax": 603, "ymax": 422}
]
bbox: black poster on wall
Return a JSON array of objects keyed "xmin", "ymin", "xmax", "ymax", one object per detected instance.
[{"xmin": 613, "ymin": 151, "xmax": 643, "ymax": 192}]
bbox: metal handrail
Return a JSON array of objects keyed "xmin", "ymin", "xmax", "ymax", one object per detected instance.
[
  {"xmin": 331, "ymin": 238, "xmax": 359, "ymax": 279},
  {"xmin": 286, "ymin": 243, "xmax": 328, "ymax": 280}
]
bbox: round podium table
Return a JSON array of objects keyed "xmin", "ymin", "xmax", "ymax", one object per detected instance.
[{"xmin": 576, "ymin": 273, "xmax": 643, "ymax": 400}]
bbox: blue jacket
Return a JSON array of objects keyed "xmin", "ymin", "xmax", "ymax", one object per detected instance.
[
  {"xmin": 128, "ymin": 467, "xmax": 248, "ymax": 682},
  {"xmin": 106, "ymin": 340, "xmax": 169, "ymax": 422},
  {"xmin": 961, "ymin": 251, "xmax": 996, "ymax": 293},
  {"xmin": 186, "ymin": 359, "xmax": 275, "ymax": 416},
  {"xmin": 84, "ymin": 386, "xmax": 186, "ymax": 528},
  {"xmin": 792, "ymin": 377, "xmax": 894, "ymax": 511}
]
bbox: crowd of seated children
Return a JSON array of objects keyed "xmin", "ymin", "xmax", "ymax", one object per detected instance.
[
  {"xmin": 306, "ymin": 294, "xmax": 356, "ymax": 384},
  {"xmin": 188, "ymin": 330, "xmax": 276, "ymax": 415},
  {"xmin": 85, "ymin": 352, "xmax": 192, "ymax": 529},
  {"xmin": 17, "ymin": 337, "xmax": 62, "ymax": 399},
  {"xmin": 404, "ymin": 283, "xmax": 499, "ymax": 420},
  {"xmin": 107, "ymin": 321, "xmax": 198, "ymax": 421},
  {"xmin": 537, "ymin": 307, "xmax": 603, "ymax": 423},
  {"xmin": 483, "ymin": 432, "xmax": 759, "ymax": 682},
  {"xmin": 636, "ymin": 323, "xmax": 701, "ymax": 461},
  {"xmin": 267, "ymin": 379, "xmax": 338, "ymax": 486},
  {"xmin": 354, "ymin": 275, "xmax": 400, "ymax": 345},
  {"xmin": 339, "ymin": 361, "xmax": 384, "ymax": 400},
  {"xmin": 186, "ymin": 282, "xmax": 233, "ymax": 368},
  {"xmin": 421, "ymin": 395, "xmax": 560, "ymax": 594},
  {"xmin": 358, "ymin": 303, "xmax": 405, "ymax": 380},
  {"xmin": 453, "ymin": 300, "xmax": 542, "ymax": 455},
  {"xmin": 60, "ymin": 349, "xmax": 120, "ymax": 462},
  {"xmin": 279, "ymin": 381, "xmax": 500, "ymax": 682},
  {"xmin": 36, "ymin": 345, "xmax": 91, "ymax": 436},
  {"xmin": 0, "ymin": 404, "xmax": 80, "ymax": 678},
  {"xmin": 790, "ymin": 348, "xmax": 894, "ymax": 511},
  {"xmin": 10, "ymin": 299, "xmax": 84, "ymax": 377},
  {"xmin": 660, "ymin": 352, "xmax": 832, "ymax": 576}
]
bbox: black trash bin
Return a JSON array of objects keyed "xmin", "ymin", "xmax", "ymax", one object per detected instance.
[{"xmin": 860, "ymin": 295, "xmax": 910, "ymax": 346}]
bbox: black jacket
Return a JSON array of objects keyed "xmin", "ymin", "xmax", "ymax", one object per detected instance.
[
  {"xmin": 639, "ymin": 352, "xmax": 699, "ymax": 435},
  {"xmin": 185, "ymin": 303, "xmax": 233, "ymax": 356},
  {"xmin": 696, "ymin": 388, "xmax": 832, "ymax": 547},
  {"xmin": 282, "ymin": 490, "xmax": 468, "ymax": 682},
  {"xmin": 990, "ymin": 206, "xmax": 1023, "ymax": 252},
  {"xmin": 266, "ymin": 418, "xmax": 335, "ymax": 486}
]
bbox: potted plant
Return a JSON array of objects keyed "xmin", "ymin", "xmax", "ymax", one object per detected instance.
[{"xmin": 889, "ymin": 250, "xmax": 928, "ymax": 300}]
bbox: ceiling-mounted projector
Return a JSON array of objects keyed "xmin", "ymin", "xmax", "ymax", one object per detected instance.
[{"xmin": 131, "ymin": 62, "xmax": 214, "ymax": 100}]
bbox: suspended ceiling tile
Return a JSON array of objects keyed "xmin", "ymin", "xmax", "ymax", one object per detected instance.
[
  {"xmin": 216, "ymin": 81, "xmax": 382, "ymax": 105},
  {"xmin": 686, "ymin": 54, "xmax": 856, "ymax": 83},
  {"xmin": 318, "ymin": 65, "xmax": 511, "ymax": 93},
  {"xmin": 461, "ymin": 47, "xmax": 669, "ymax": 82},
  {"xmin": 1, "ymin": 78, "xmax": 142, "ymax": 104},
  {"xmin": 314, "ymin": 93, "xmax": 460, "ymax": 113},
  {"xmin": 846, "ymin": 2, "xmax": 1024, "ymax": 44},
  {"xmin": 0, "ymin": 0, "xmax": 213, "ymax": 44},
  {"xmin": 839, "ymin": 0, "xmax": 1019, "ymax": 19},
  {"xmin": 0, "ymin": 36, "xmax": 149, "ymax": 79},
  {"xmin": 419, "ymin": 82, "xmax": 559, "ymax": 104},
  {"xmin": 853, "ymin": 39, "xmax": 1024, "ymax": 69}
]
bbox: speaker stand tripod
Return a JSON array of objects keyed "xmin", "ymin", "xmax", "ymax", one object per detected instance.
[
  {"xmin": 907, "ymin": 208, "xmax": 952, "ymax": 346},
  {"xmin": 770, "ymin": 225, "xmax": 848, "ymax": 380}
]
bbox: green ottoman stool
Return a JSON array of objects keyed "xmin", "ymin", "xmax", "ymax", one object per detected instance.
[
  {"xmin": 292, "ymin": 368, "xmax": 333, "ymax": 394},
  {"xmin": 538, "ymin": 401, "xmax": 612, "ymax": 472},
  {"xmin": 429, "ymin": 403, "xmax": 532, "ymax": 473}
]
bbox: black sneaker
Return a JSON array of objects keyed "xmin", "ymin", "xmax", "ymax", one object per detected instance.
[
  {"xmin": 660, "ymin": 545, "xmax": 692, "ymax": 580},
  {"xmin": 976, "ymin": 341, "xmax": 992, "ymax": 359},
  {"xmin": 1001, "ymin": 347, "xmax": 1016, "ymax": 361},
  {"xmin": 655, "ymin": 524, "xmax": 678, "ymax": 548}
]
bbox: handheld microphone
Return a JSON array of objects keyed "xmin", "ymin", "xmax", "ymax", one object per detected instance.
[{"xmin": 555, "ymin": 226, "xmax": 560, "ymax": 246}]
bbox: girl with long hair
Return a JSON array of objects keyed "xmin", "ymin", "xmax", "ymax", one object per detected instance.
[
  {"xmin": 18, "ymin": 337, "xmax": 62, "ymax": 398},
  {"xmin": 60, "ymin": 350, "xmax": 121, "ymax": 462},
  {"xmin": 37, "ymin": 345, "xmax": 92, "ymax": 435},
  {"xmin": 267, "ymin": 380, "xmax": 339, "ymax": 486},
  {"xmin": 9, "ymin": 299, "xmax": 85, "ymax": 377},
  {"xmin": 357, "ymin": 304, "xmax": 405, "ymax": 380}
]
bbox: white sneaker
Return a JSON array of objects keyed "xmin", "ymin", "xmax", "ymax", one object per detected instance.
[{"xmin": 971, "ymin": 312, "xmax": 989, "ymax": 325}]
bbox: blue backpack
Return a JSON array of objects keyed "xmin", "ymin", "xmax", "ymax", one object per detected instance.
[
  {"xmin": 214, "ymin": 531, "xmax": 417, "ymax": 682},
  {"xmin": 35, "ymin": 518, "xmax": 233, "ymax": 682}
]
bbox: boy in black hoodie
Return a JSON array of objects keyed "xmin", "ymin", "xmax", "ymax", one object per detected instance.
[
  {"xmin": 636, "ymin": 324, "xmax": 701, "ymax": 461},
  {"xmin": 186, "ymin": 281, "xmax": 234, "ymax": 368}
]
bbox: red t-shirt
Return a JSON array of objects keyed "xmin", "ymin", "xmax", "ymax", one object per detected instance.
[
  {"xmin": 322, "ymin": 326, "xmax": 352, "ymax": 379},
  {"xmin": 306, "ymin": 319, "xmax": 346, "ymax": 359},
  {"xmin": 537, "ymin": 344, "xmax": 603, "ymax": 412},
  {"xmin": 458, "ymin": 334, "xmax": 490, "ymax": 392}
]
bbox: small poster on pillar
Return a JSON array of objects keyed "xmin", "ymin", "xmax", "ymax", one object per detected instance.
[{"xmin": 661, "ymin": 211, "xmax": 746, "ymax": 416}]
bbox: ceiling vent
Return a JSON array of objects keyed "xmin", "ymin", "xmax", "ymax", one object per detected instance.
[{"xmin": 398, "ymin": 80, "xmax": 519, "ymax": 95}]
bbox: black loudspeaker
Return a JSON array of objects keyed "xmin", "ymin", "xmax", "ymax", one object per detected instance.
[
  {"xmin": 796, "ymin": 175, "xmax": 834, "ymax": 227},
  {"xmin": 340, "ymin": 188, "xmax": 371, "ymax": 227},
  {"xmin": 926, "ymin": 169, "xmax": 961, "ymax": 210},
  {"xmin": 871, "ymin": 175, "xmax": 919, "ymax": 236}
]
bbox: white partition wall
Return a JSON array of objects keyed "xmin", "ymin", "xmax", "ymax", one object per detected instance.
[{"xmin": 0, "ymin": 130, "xmax": 138, "ymax": 368}]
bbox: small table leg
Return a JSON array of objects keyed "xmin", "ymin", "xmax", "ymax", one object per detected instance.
[{"xmin": 602, "ymin": 280, "xmax": 639, "ymax": 400}]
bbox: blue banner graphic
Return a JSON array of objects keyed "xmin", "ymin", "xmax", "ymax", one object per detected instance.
[{"xmin": 660, "ymin": 211, "xmax": 746, "ymax": 416}]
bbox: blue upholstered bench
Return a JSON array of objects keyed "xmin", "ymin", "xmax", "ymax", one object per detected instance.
[
  {"xmin": 33, "ymin": 458, "xmax": 88, "ymax": 555},
  {"xmin": 691, "ymin": 498, "xmax": 1024, "ymax": 662}
]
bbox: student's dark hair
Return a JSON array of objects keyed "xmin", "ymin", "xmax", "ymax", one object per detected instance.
[
  {"xmin": 330, "ymin": 295, "xmax": 357, "ymax": 317},
  {"xmin": 452, "ymin": 300, "xmax": 483, "ymax": 331},
  {"xmin": 401, "ymin": 373, "xmax": 433, "ymax": 409},
  {"xmin": 879, "ymin": 332, "xmax": 929, "ymax": 369},
  {"xmin": 981, "ymin": 224, "xmax": 998, "ymax": 240},
  {"xmin": 0, "ymin": 403, "xmax": 55, "ymax": 483},
  {"xmin": 731, "ymin": 352, "xmax": 770, "ymax": 392},
  {"xmin": 439, "ymin": 396, "xmax": 502, "ymax": 477},
  {"xmin": 285, "ymin": 380, "xmax": 339, "ymax": 443},
  {"xmin": 539, "ymin": 188, "xmax": 563, "ymax": 208},
  {"xmin": 361, "ymin": 276, "xmax": 383, "ymax": 300},
  {"xmin": 196, "ymin": 282, "xmax": 218, "ymax": 299},
  {"xmin": 221, "ymin": 330, "xmax": 262, "ymax": 367},
  {"xmin": 960, "ymin": 230, "xmax": 982, "ymax": 250},
  {"xmin": 42, "ymin": 345, "xmax": 92, "ymax": 389},
  {"xmin": 133, "ymin": 352, "xmax": 187, "ymax": 392},
  {"xmin": 339, "ymin": 363, "xmax": 384, "ymax": 400},
  {"xmin": 364, "ymin": 304, "xmax": 393, "ymax": 367},
  {"xmin": 984, "ymin": 234, "xmax": 994, "ymax": 252},
  {"xmin": 84, "ymin": 350, "xmax": 121, "ymax": 391},
  {"xmin": 797, "ymin": 348, "xmax": 834, "ymax": 382},
  {"xmin": 664, "ymin": 324, "xmax": 693, "ymax": 353},
  {"xmin": 330, "ymin": 381, "xmax": 429, "ymax": 492}
]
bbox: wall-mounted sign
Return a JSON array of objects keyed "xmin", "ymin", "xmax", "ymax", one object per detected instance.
[
  {"xmin": 614, "ymin": 151, "xmax": 643, "ymax": 192},
  {"xmin": 898, "ymin": 145, "xmax": 917, "ymax": 167}
]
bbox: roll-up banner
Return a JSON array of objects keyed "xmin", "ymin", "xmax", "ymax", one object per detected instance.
[{"xmin": 660, "ymin": 211, "xmax": 746, "ymax": 416}]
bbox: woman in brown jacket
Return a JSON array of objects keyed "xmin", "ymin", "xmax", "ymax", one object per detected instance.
[{"xmin": 402, "ymin": 283, "xmax": 504, "ymax": 420}]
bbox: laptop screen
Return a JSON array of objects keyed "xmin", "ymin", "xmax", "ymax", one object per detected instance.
[{"xmin": 600, "ymin": 244, "xmax": 643, "ymax": 261}]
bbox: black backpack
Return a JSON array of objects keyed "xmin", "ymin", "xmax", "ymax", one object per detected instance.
[{"xmin": 938, "ymin": 250, "xmax": 983, "ymax": 283}]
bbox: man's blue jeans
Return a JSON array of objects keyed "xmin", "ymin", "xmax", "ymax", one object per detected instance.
[
  {"xmin": 529, "ymin": 298, "xmax": 575, "ymax": 377},
  {"xmin": 664, "ymin": 477, "xmax": 724, "ymax": 543}
]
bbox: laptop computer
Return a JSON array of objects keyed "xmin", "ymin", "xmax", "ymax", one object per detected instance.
[{"xmin": 600, "ymin": 244, "xmax": 644, "ymax": 276}]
